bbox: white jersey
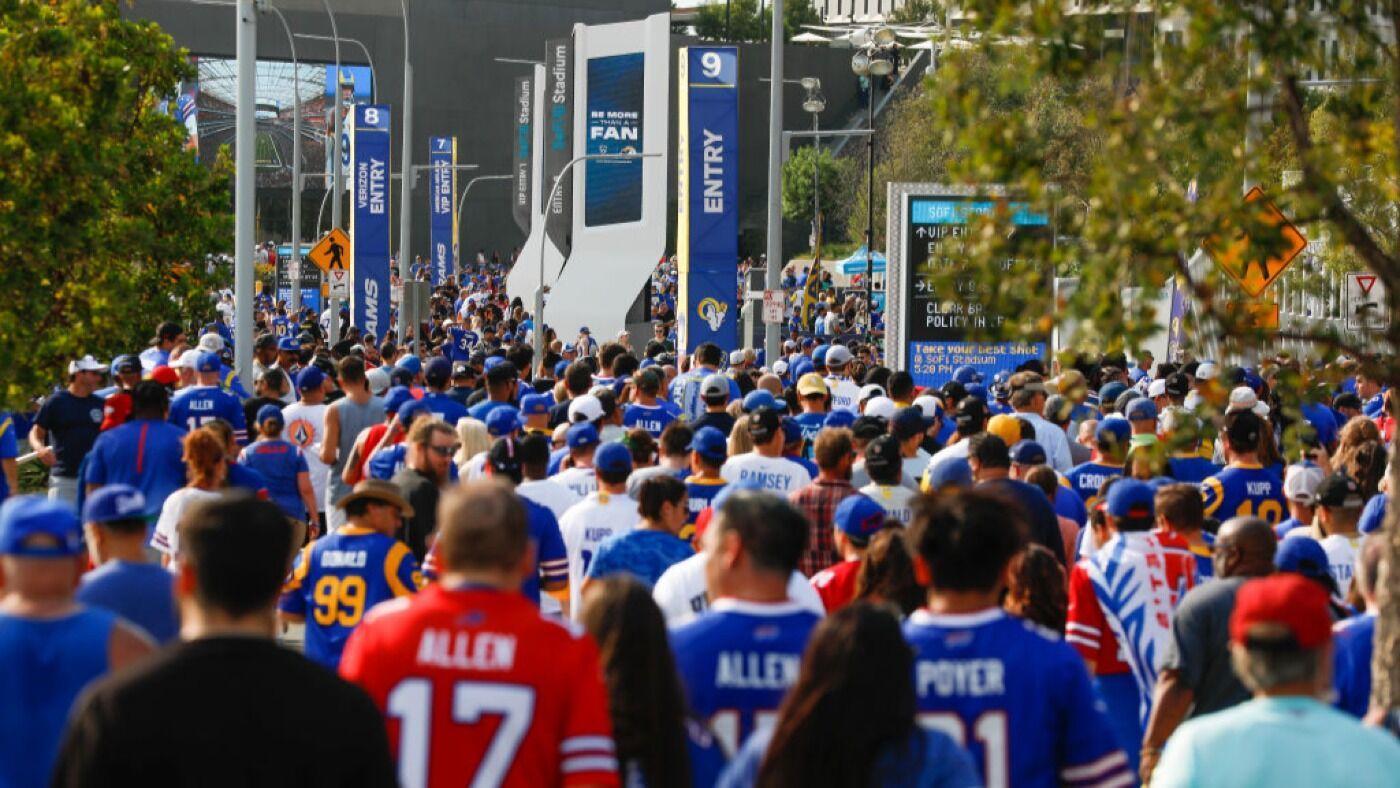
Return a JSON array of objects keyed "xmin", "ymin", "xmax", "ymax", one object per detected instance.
[
  {"xmin": 518, "ymin": 478, "xmax": 583, "ymax": 520},
  {"xmin": 553, "ymin": 466, "xmax": 598, "ymax": 499},
  {"xmin": 558, "ymin": 489, "xmax": 639, "ymax": 619},
  {"xmin": 651, "ymin": 552, "xmax": 826, "ymax": 627},
  {"xmin": 151, "ymin": 487, "xmax": 222, "ymax": 560},
  {"xmin": 902, "ymin": 450, "xmax": 932, "ymax": 484},
  {"xmin": 280, "ymin": 401, "xmax": 329, "ymax": 510},
  {"xmin": 825, "ymin": 375, "xmax": 863, "ymax": 414},
  {"xmin": 860, "ymin": 482, "xmax": 919, "ymax": 525},
  {"xmin": 720, "ymin": 453, "xmax": 812, "ymax": 495}
]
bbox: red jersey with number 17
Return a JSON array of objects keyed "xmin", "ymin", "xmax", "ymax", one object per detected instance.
[{"xmin": 340, "ymin": 584, "xmax": 619, "ymax": 788}]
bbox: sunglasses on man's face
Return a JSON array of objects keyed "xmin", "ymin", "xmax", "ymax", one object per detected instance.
[{"xmin": 429, "ymin": 444, "xmax": 459, "ymax": 458}]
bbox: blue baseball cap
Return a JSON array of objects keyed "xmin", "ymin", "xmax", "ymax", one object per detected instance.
[
  {"xmin": 790, "ymin": 356, "xmax": 816, "ymax": 379},
  {"xmin": 82, "ymin": 484, "xmax": 148, "ymax": 525},
  {"xmin": 110, "ymin": 354, "xmax": 141, "ymax": 375},
  {"xmin": 520, "ymin": 394, "xmax": 550, "ymax": 416},
  {"xmin": 781, "ymin": 416, "xmax": 802, "ymax": 444},
  {"xmin": 801, "ymin": 337, "xmax": 815, "ymax": 348},
  {"xmin": 296, "ymin": 366, "xmax": 325, "ymax": 392},
  {"xmin": 594, "ymin": 441, "xmax": 633, "ymax": 474},
  {"xmin": 485, "ymin": 407, "xmax": 522, "ymax": 437},
  {"xmin": 483, "ymin": 356, "xmax": 506, "ymax": 372},
  {"xmin": 1096, "ymin": 416, "xmax": 1132, "ymax": 447},
  {"xmin": 562, "ymin": 343, "xmax": 576, "ymax": 354},
  {"xmin": 566, "ymin": 422, "xmax": 600, "ymax": 449},
  {"xmin": 82, "ymin": 484, "xmax": 148, "ymax": 526},
  {"xmin": 893, "ymin": 406, "xmax": 936, "ymax": 440},
  {"xmin": 383, "ymin": 385, "xmax": 414, "ymax": 415},
  {"xmin": 1010, "ymin": 440, "xmax": 1048, "ymax": 466},
  {"xmin": 824, "ymin": 410, "xmax": 856, "ymax": 429},
  {"xmin": 1105, "ymin": 479, "xmax": 1155, "ymax": 519},
  {"xmin": 0, "ymin": 496, "xmax": 84, "ymax": 556},
  {"xmin": 927, "ymin": 458, "xmax": 973, "ymax": 490},
  {"xmin": 964, "ymin": 383, "xmax": 989, "ymax": 402},
  {"xmin": 256, "ymin": 403, "xmax": 285, "ymax": 426},
  {"xmin": 579, "ymin": 326, "xmax": 591, "ymax": 334},
  {"xmin": 1275, "ymin": 535, "xmax": 1337, "ymax": 589},
  {"xmin": 689, "ymin": 426, "xmax": 728, "ymax": 463},
  {"xmin": 1099, "ymin": 381, "xmax": 1129, "ymax": 408},
  {"xmin": 276, "ymin": 336, "xmax": 301, "ymax": 353},
  {"xmin": 553, "ymin": 359, "xmax": 570, "ymax": 378},
  {"xmin": 742, "ymin": 389, "xmax": 782, "ymax": 413},
  {"xmin": 812, "ymin": 345, "xmax": 830, "ymax": 366},
  {"xmin": 424, "ymin": 357, "xmax": 453, "ymax": 386},
  {"xmin": 1125, "ymin": 398, "xmax": 1159, "ymax": 422},
  {"xmin": 397, "ymin": 399, "xmax": 431, "ymax": 425},
  {"xmin": 952, "ymin": 365, "xmax": 983, "ymax": 385},
  {"xmin": 195, "ymin": 351, "xmax": 222, "ymax": 373},
  {"xmin": 395, "ymin": 355, "xmax": 422, "ymax": 375},
  {"xmin": 833, "ymin": 494, "xmax": 887, "ymax": 543}
]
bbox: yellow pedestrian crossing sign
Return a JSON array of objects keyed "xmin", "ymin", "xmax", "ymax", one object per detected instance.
[{"xmin": 307, "ymin": 228, "xmax": 349, "ymax": 273}]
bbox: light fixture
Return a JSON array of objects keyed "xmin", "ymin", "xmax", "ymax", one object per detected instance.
[
  {"xmin": 800, "ymin": 76, "xmax": 821, "ymax": 91},
  {"xmin": 873, "ymin": 27, "xmax": 897, "ymax": 47},
  {"xmin": 851, "ymin": 50, "xmax": 871, "ymax": 76},
  {"xmin": 803, "ymin": 96, "xmax": 826, "ymax": 114},
  {"xmin": 868, "ymin": 50, "xmax": 894, "ymax": 76}
]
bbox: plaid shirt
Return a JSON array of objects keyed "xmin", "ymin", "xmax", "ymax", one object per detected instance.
[{"xmin": 790, "ymin": 478, "xmax": 858, "ymax": 577}]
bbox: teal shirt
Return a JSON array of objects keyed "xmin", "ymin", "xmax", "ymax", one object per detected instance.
[{"xmin": 1153, "ymin": 696, "xmax": 1400, "ymax": 788}]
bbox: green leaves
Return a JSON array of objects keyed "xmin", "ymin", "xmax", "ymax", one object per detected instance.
[
  {"xmin": 780, "ymin": 143, "xmax": 846, "ymax": 230},
  {"xmin": 0, "ymin": 0, "xmax": 231, "ymax": 410}
]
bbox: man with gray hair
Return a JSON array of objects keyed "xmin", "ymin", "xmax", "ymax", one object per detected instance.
[{"xmin": 1151, "ymin": 573, "xmax": 1400, "ymax": 787}]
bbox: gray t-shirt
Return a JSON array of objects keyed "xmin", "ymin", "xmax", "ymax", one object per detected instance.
[
  {"xmin": 1160, "ymin": 576, "xmax": 1252, "ymax": 717},
  {"xmin": 327, "ymin": 394, "xmax": 385, "ymax": 504}
]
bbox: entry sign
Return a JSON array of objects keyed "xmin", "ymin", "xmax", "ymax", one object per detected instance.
[
  {"xmin": 307, "ymin": 228, "xmax": 350, "ymax": 274},
  {"xmin": 762, "ymin": 289, "xmax": 785, "ymax": 325},
  {"xmin": 1348, "ymin": 272, "xmax": 1390, "ymax": 330},
  {"xmin": 1206, "ymin": 187, "xmax": 1308, "ymax": 298},
  {"xmin": 328, "ymin": 269, "xmax": 350, "ymax": 298}
]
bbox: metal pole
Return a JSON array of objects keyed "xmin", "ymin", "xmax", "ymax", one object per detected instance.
[
  {"xmin": 455, "ymin": 174, "xmax": 512, "ymax": 280},
  {"xmin": 396, "ymin": 0, "xmax": 414, "ymax": 344},
  {"xmin": 316, "ymin": 185, "xmax": 331, "ymax": 238},
  {"xmin": 812, "ymin": 110, "xmax": 819, "ymax": 254},
  {"xmin": 534, "ymin": 153, "xmax": 659, "ymax": 364},
  {"xmin": 865, "ymin": 77, "xmax": 875, "ymax": 332},
  {"xmin": 234, "ymin": 0, "xmax": 256, "ymax": 385},
  {"xmin": 318, "ymin": 0, "xmax": 342, "ymax": 344},
  {"xmin": 295, "ymin": 36, "xmax": 378, "ymax": 106},
  {"xmin": 764, "ymin": 0, "xmax": 784, "ymax": 361},
  {"xmin": 268, "ymin": 4, "xmax": 302, "ymax": 317}
]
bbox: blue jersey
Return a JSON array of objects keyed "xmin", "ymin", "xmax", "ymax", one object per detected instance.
[
  {"xmin": 238, "ymin": 438, "xmax": 310, "ymax": 519},
  {"xmin": 0, "ymin": 608, "xmax": 116, "ymax": 788},
  {"xmin": 670, "ymin": 368, "xmax": 742, "ymax": 422},
  {"xmin": 523, "ymin": 497, "xmax": 568, "ymax": 604},
  {"xmin": 77, "ymin": 561, "xmax": 179, "ymax": 644},
  {"xmin": 623, "ymin": 402, "xmax": 679, "ymax": 438},
  {"xmin": 418, "ymin": 392, "xmax": 470, "ymax": 427},
  {"xmin": 1053, "ymin": 483, "xmax": 1087, "ymax": 527},
  {"xmin": 1300, "ymin": 402, "xmax": 1340, "ymax": 450},
  {"xmin": 1065, "ymin": 461, "xmax": 1123, "ymax": 509},
  {"xmin": 169, "ymin": 385, "xmax": 248, "ymax": 443},
  {"xmin": 218, "ymin": 363, "xmax": 251, "ymax": 400},
  {"xmin": 0, "ymin": 413, "xmax": 18, "ymax": 502},
  {"xmin": 82, "ymin": 418, "xmax": 188, "ymax": 516},
  {"xmin": 1333, "ymin": 613, "xmax": 1375, "ymax": 718},
  {"xmin": 444, "ymin": 327, "xmax": 479, "ymax": 361},
  {"xmin": 138, "ymin": 346, "xmax": 169, "ymax": 372},
  {"xmin": 279, "ymin": 526, "xmax": 421, "ymax": 669},
  {"xmin": 685, "ymin": 475, "xmax": 727, "ymax": 540},
  {"xmin": 367, "ymin": 444, "xmax": 407, "ymax": 481},
  {"xmin": 586, "ymin": 529, "xmax": 694, "ymax": 588},
  {"xmin": 793, "ymin": 412, "xmax": 825, "ymax": 458},
  {"xmin": 1200, "ymin": 462, "xmax": 1286, "ymax": 525},
  {"xmin": 903, "ymin": 608, "xmax": 1132, "ymax": 788},
  {"xmin": 1168, "ymin": 455, "xmax": 1221, "ymax": 485},
  {"xmin": 670, "ymin": 599, "xmax": 820, "ymax": 757},
  {"xmin": 272, "ymin": 316, "xmax": 292, "ymax": 337}
]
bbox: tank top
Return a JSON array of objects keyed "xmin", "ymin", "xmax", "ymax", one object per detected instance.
[
  {"xmin": 328, "ymin": 394, "xmax": 385, "ymax": 503},
  {"xmin": 0, "ymin": 607, "xmax": 116, "ymax": 787}
]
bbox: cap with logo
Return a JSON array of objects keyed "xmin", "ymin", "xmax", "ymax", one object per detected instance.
[
  {"xmin": 566, "ymin": 422, "xmax": 601, "ymax": 449},
  {"xmin": 195, "ymin": 351, "xmax": 222, "ymax": 374},
  {"xmin": 383, "ymin": 386, "xmax": 414, "ymax": 415},
  {"xmin": 594, "ymin": 442, "xmax": 634, "ymax": 475},
  {"xmin": 833, "ymin": 494, "xmax": 887, "ymax": 545},
  {"xmin": 1106, "ymin": 478, "xmax": 1155, "ymax": 519},
  {"xmin": 568, "ymin": 394, "xmax": 604, "ymax": 424},
  {"xmin": 277, "ymin": 337, "xmax": 301, "ymax": 353},
  {"xmin": 689, "ymin": 426, "xmax": 728, "ymax": 463},
  {"xmin": 747, "ymin": 406, "xmax": 784, "ymax": 443},
  {"xmin": 1010, "ymin": 440, "xmax": 1048, "ymax": 466},
  {"xmin": 296, "ymin": 366, "xmax": 325, "ymax": 392},
  {"xmin": 954, "ymin": 397, "xmax": 990, "ymax": 431},
  {"xmin": 1283, "ymin": 463, "xmax": 1325, "ymax": 505},
  {"xmin": 0, "ymin": 496, "xmax": 84, "ymax": 557},
  {"xmin": 82, "ymin": 484, "xmax": 148, "ymax": 524},
  {"xmin": 111, "ymin": 355, "xmax": 141, "ymax": 375},
  {"xmin": 864, "ymin": 434, "xmax": 903, "ymax": 473},
  {"xmin": 487, "ymin": 437, "xmax": 522, "ymax": 478},
  {"xmin": 952, "ymin": 366, "xmax": 982, "ymax": 385},
  {"xmin": 485, "ymin": 407, "xmax": 523, "ymax": 437},
  {"xmin": 1315, "ymin": 472, "xmax": 1364, "ymax": 509},
  {"xmin": 520, "ymin": 394, "xmax": 550, "ymax": 416},
  {"xmin": 424, "ymin": 357, "xmax": 453, "ymax": 387}
]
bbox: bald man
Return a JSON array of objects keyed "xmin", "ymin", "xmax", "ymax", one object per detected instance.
[{"xmin": 1140, "ymin": 516, "xmax": 1277, "ymax": 783}]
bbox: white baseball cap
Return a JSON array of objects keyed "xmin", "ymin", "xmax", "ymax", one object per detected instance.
[
  {"xmin": 1195, "ymin": 361, "xmax": 1219, "ymax": 380},
  {"xmin": 729, "ymin": 350, "xmax": 746, "ymax": 366},
  {"xmin": 1147, "ymin": 378, "xmax": 1168, "ymax": 398},
  {"xmin": 826, "ymin": 345, "xmax": 853, "ymax": 367},
  {"xmin": 365, "ymin": 367, "xmax": 391, "ymax": 396},
  {"xmin": 197, "ymin": 333, "xmax": 225, "ymax": 353},
  {"xmin": 1183, "ymin": 390, "xmax": 1204, "ymax": 411},
  {"xmin": 859, "ymin": 384, "xmax": 887, "ymax": 402},
  {"xmin": 773, "ymin": 360, "xmax": 790, "ymax": 376},
  {"xmin": 701, "ymin": 373, "xmax": 731, "ymax": 400},
  {"xmin": 1227, "ymin": 386, "xmax": 1258, "ymax": 412},
  {"xmin": 170, "ymin": 351, "xmax": 201, "ymax": 371},
  {"xmin": 864, "ymin": 396, "xmax": 898, "ymax": 421},
  {"xmin": 568, "ymin": 394, "xmax": 604, "ymax": 424},
  {"xmin": 1284, "ymin": 463, "xmax": 1325, "ymax": 505},
  {"xmin": 68, "ymin": 355, "xmax": 105, "ymax": 374},
  {"xmin": 912, "ymin": 394, "xmax": 943, "ymax": 419}
]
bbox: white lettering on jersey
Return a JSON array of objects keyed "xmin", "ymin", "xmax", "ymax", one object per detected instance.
[
  {"xmin": 916, "ymin": 659, "xmax": 1007, "ymax": 698},
  {"xmin": 415, "ymin": 629, "xmax": 518, "ymax": 671},
  {"xmin": 320, "ymin": 550, "xmax": 367, "ymax": 568},
  {"xmin": 714, "ymin": 651, "xmax": 801, "ymax": 690}
]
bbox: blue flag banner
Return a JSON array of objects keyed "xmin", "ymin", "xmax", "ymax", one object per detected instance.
[
  {"xmin": 351, "ymin": 104, "xmax": 391, "ymax": 342},
  {"xmin": 1167, "ymin": 275, "xmax": 1188, "ymax": 362},
  {"xmin": 584, "ymin": 52, "xmax": 645, "ymax": 227},
  {"xmin": 676, "ymin": 46, "xmax": 739, "ymax": 354},
  {"xmin": 429, "ymin": 136, "xmax": 457, "ymax": 286}
]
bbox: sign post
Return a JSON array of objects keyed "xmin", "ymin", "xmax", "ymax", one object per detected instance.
[
  {"xmin": 349, "ymin": 104, "xmax": 392, "ymax": 344},
  {"xmin": 885, "ymin": 184, "xmax": 1052, "ymax": 387}
]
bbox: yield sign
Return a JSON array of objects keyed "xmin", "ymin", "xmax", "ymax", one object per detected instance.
[
  {"xmin": 1356, "ymin": 274, "xmax": 1378, "ymax": 296},
  {"xmin": 1205, "ymin": 187, "xmax": 1308, "ymax": 298},
  {"xmin": 307, "ymin": 228, "xmax": 350, "ymax": 273}
]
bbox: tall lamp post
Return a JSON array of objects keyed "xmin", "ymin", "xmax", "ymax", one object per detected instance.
[
  {"xmin": 294, "ymin": 34, "xmax": 378, "ymax": 103},
  {"xmin": 316, "ymin": 0, "xmax": 343, "ymax": 344},
  {"xmin": 800, "ymin": 78, "xmax": 825, "ymax": 255},
  {"xmin": 851, "ymin": 28, "xmax": 896, "ymax": 335},
  {"xmin": 534, "ymin": 152, "xmax": 661, "ymax": 364},
  {"xmin": 454, "ymin": 174, "xmax": 513, "ymax": 280},
  {"xmin": 233, "ymin": 0, "xmax": 256, "ymax": 385},
  {"xmin": 395, "ymin": 0, "xmax": 414, "ymax": 341}
]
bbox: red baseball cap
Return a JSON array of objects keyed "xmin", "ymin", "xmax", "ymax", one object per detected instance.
[
  {"xmin": 149, "ymin": 365, "xmax": 179, "ymax": 387},
  {"xmin": 1230, "ymin": 574, "xmax": 1332, "ymax": 649},
  {"xmin": 100, "ymin": 393, "xmax": 131, "ymax": 431}
]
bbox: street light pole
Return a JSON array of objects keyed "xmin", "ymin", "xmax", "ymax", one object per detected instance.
[
  {"xmin": 865, "ymin": 77, "xmax": 876, "ymax": 325},
  {"xmin": 395, "ymin": 0, "xmax": 414, "ymax": 342},
  {"xmin": 454, "ymin": 174, "xmax": 513, "ymax": 280},
  {"xmin": 234, "ymin": 0, "xmax": 256, "ymax": 385},
  {"xmin": 764, "ymin": 0, "xmax": 784, "ymax": 363},
  {"xmin": 317, "ymin": 0, "xmax": 343, "ymax": 344},
  {"xmin": 265, "ymin": 3, "xmax": 303, "ymax": 316},
  {"xmin": 294, "ymin": 34, "xmax": 377, "ymax": 103},
  {"xmin": 534, "ymin": 153, "xmax": 661, "ymax": 365}
]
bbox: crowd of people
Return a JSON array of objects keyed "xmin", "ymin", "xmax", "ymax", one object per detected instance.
[{"xmin": 3, "ymin": 264, "xmax": 1400, "ymax": 787}]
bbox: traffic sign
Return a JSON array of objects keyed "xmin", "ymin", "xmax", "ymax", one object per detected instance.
[
  {"xmin": 762, "ymin": 289, "xmax": 785, "ymax": 325},
  {"xmin": 1205, "ymin": 187, "xmax": 1308, "ymax": 298},
  {"xmin": 1225, "ymin": 300, "xmax": 1280, "ymax": 331},
  {"xmin": 307, "ymin": 228, "xmax": 350, "ymax": 273},
  {"xmin": 1347, "ymin": 272, "xmax": 1389, "ymax": 331},
  {"xmin": 328, "ymin": 268, "xmax": 350, "ymax": 298}
]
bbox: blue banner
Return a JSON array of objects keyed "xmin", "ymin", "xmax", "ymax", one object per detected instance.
[
  {"xmin": 585, "ymin": 53, "xmax": 645, "ymax": 226},
  {"xmin": 676, "ymin": 47, "xmax": 739, "ymax": 354},
  {"xmin": 351, "ymin": 104, "xmax": 391, "ymax": 342},
  {"xmin": 1167, "ymin": 276, "xmax": 1188, "ymax": 362},
  {"xmin": 428, "ymin": 136, "xmax": 456, "ymax": 286}
]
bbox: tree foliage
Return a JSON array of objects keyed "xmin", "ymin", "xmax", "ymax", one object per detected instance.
[
  {"xmin": 888, "ymin": 0, "xmax": 945, "ymax": 25},
  {"xmin": 926, "ymin": 0, "xmax": 1400, "ymax": 714},
  {"xmin": 0, "ymin": 0, "xmax": 231, "ymax": 409},
  {"xmin": 693, "ymin": 0, "xmax": 819, "ymax": 42},
  {"xmin": 781, "ymin": 144, "xmax": 847, "ymax": 243}
]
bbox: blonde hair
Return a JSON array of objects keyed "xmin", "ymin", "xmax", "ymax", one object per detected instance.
[
  {"xmin": 728, "ymin": 415, "xmax": 755, "ymax": 456},
  {"xmin": 455, "ymin": 418, "xmax": 491, "ymax": 467}
]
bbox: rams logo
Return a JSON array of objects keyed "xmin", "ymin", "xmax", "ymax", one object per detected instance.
[{"xmin": 698, "ymin": 298, "xmax": 727, "ymax": 332}]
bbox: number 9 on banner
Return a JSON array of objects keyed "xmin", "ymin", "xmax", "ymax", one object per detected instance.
[{"xmin": 689, "ymin": 47, "xmax": 736, "ymax": 87}]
